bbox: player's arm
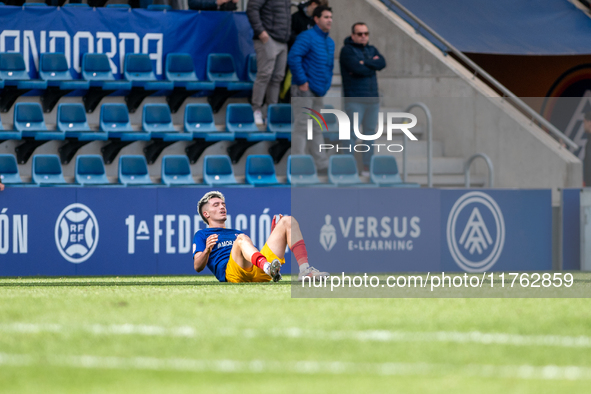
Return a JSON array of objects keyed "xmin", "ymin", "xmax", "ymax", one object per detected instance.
[{"xmin": 194, "ymin": 234, "xmax": 218, "ymax": 272}]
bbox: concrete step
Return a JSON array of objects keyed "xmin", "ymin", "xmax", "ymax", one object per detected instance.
[
  {"xmin": 402, "ymin": 157, "xmax": 465, "ymax": 175},
  {"xmin": 406, "ymin": 174, "xmax": 486, "ymax": 188}
]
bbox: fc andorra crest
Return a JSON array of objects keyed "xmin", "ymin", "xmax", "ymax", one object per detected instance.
[
  {"xmin": 54, "ymin": 203, "xmax": 99, "ymax": 264},
  {"xmin": 446, "ymin": 192, "xmax": 505, "ymax": 272}
]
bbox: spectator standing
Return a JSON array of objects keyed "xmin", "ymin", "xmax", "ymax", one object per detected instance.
[
  {"xmin": 288, "ymin": 6, "xmax": 334, "ymax": 174},
  {"xmin": 247, "ymin": 0, "xmax": 291, "ymax": 125},
  {"xmin": 339, "ymin": 22, "xmax": 386, "ymax": 174},
  {"xmin": 584, "ymin": 111, "xmax": 591, "ymax": 186},
  {"xmin": 289, "ymin": 0, "xmax": 326, "ymax": 48}
]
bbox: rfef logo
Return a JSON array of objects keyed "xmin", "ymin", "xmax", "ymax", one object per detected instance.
[
  {"xmin": 305, "ymin": 108, "xmax": 418, "ymax": 153},
  {"xmin": 446, "ymin": 192, "xmax": 505, "ymax": 272},
  {"xmin": 55, "ymin": 203, "xmax": 99, "ymax": 264}
]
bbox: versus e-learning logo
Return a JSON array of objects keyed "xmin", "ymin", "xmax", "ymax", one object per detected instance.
[{"xmin": 304, "ymin": 108, "xmax": 418, "ymax": 153}]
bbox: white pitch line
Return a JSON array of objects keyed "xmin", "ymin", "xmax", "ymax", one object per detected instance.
[
  {"xmin": 0, "ymin": 352, "xmax": 590, "ymax": 381},
  {"xmin": 1, "ymin": 323, "xmax": 591, "ymax": 349}
]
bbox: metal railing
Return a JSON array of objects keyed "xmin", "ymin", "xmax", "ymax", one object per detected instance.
[
  {"xmin": 464, "ymin": 153, "xmax": 494, "ymax": 188},
  {"xmin": 379, "ymin": 0, "xmax": 578, "ymax": 151},
  {"xmin": 402, "ymin": 102, "xmax": 432, "ymax": 187}
]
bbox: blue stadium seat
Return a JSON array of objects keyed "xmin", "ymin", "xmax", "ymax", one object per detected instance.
[
  {"xmin": 81, "ymin": 53, "xmax": 132, "ymax": 112},
  {"xmin": 370, "ymin": 155, "xmax": 420, "ymax": 187},
  {"xmin": 267, "ymin": 104, "xmax": 291, "ymax": 139},
  {"xmin": 142, "ymin": 104, "xmax": 192, "ymax": 164},
  {"xmin": 118, "ymin": 155, "xmax": 153, "ymax": 185},
  {"xmin": 75, "ymin": 155, "xmax": 110, "ymax": 185},
  {"xmin": 161, "ymin": 155, "xmax": 195, "ymax": 186},
  {"xmin": 0, "ymin": 53, "xmax": 47, "ymax": 112},
  {"xmin": 57, "ymin": 103, "xmax": 107, "ymax": 141},
  {"xmin": 203, "ymin": 155, "xmax": 239, "ymax": 186},
  {"xmin": 124, "ymin": 53, "xmax": 174, "ymax": 112},
  {"xmin": 165, "ymin": 53, "xmax": 215, "ymax": 90},
  {"xmin": 32, "ymin": 155, "xmax": 67, "ymax": 185},
  {"xmin": 0, "ymin": 113, "xmax": 22, "ymax": 143},
  {"xmin": 100, "ymin": 103, "xmax": 150, "ymax": 141},
  {"xmin": 57, "ymin": 103, "xmax": 108, "ymax": 164},
  {"xmin": 226, "ymin": 104, "xmax": 276, "ymax": 164},
  {"xmin": 142, "ymin": 104, "xmax": 191, "ymax": 141},
  {"xmin": 100, "ymin": 104, "xmax": 151, "ymax": 165},
  {"xmin": 0, "ymin": 154, "xmax": 23, "ymax": 184},
  {"xmin": 63, "ymin": 3, "xmax": 89, "ymax": 7},
  {"xmin": 39, "ymin": 53, "xmax": 89, "ymax": 112},
  {"xmin": 288, "ymin": 155, "xmax": 321, "ymax": 186},
  {"xmin": 23, "ymin": 2, "xmax": 47, "ymax": 6},
  {"xmin": 183, "ymin": 103, "xmax": 234, "ymax": 164},
  {"xmin": 206, "ymin": 53, "xmax": 253, "ymax": 91},
  {"xmin": 147, "ymin": 4, "xmax": 171, "ymax": 10},
  {"xmin": 14, "ymin": 103, "xmax": 65, "ymax": 140},
  {"xmin": 247, "ymin": 53, "xmax": 257, "ymax": 82},
  {"xmin": 106, "ymin": 3, "xmax": 131, "ymax": 7},
  {"xmin": 245, "ymin": 154, "xmax": 281, "ymax": 186},
  {"xmin": 226, "ymin": 104, "xmax": 275, "ymax": 141},
  {"xmin": 165, "ymin": 53, "xmax": 215, "ymax": 113},
  {"xmin": 328, "ymin": 155, "xmax": 364, "ymax": 186}
]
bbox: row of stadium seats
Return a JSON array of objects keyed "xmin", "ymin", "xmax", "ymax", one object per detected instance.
[
  {"xmin": 0, "ymin": 51, "xmax": 255, "ymax": 113},
  {"xmin": 0, "ymin": 153, "xmax": 419, "ymax": 187},
  {"xmin": 1, "ymin": 102, "xmax": 291, "ymax": 165}
]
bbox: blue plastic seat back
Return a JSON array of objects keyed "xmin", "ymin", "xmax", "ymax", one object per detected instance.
[
  {"xmin": 106, "ymin": 3, "xmax": 131, "ymax": 7},
  {"xmin": 245, "ymin": 155, "xmax": 278, "ymax": 185},
  {"xmin": 14, "ymin": 103, "xmax": 47, "ymax": 132},
  {"xmin": 226, "ymin": 104, "xmax": 256, "ymax": 132},
  {"xmin": 82, "ymin": 53, "xmax": 116, "ymax": 81},
  {"xmin": 247, "ymin": 53, "xmax": 257, "ymax": 82},
  {"xmin": 166, "ymin": 53, "xmax": 198, "ymax": 81},
  {"xmin": 0, "ymin": 53, "xmax": 29, "ymax": 80},
  {"xmin": 23, "ymin": 2, "xmax": 47, "ymax": 6},
  {"xmin": 32, "ymin": 155, "xmax": 66, "ymax": 184},
  {"xmin": 76, "ymin": 155, "xmax": 109, "ymax": 184},
  {"xmin": 64, "ymin": 3, "xmax": 89, "ymax": 7},
  {"xmin": 39, "ymin": 53, "xmax": 72, "ymax": 81},
  {"xmin": 371, "ymin": 155, "xmax": 403, "ymax": 184},
  {"xmin": 143, "ymin": 104, "xmax": 174, "ymax": 131},
  {"xmin": 57, "ymin": 103, "xmax": 91, "ymax": 132},
  {"xmin": 288, "ymin": 155, "xmax": 320, "ymax": 185},
  {"xmin": 203, "ymin": 155, "xmax": 237, "ymax": 185},
  {"xmin": 0, "ymin": 154, "xmax": 22, "ymax": 184},
  {"xmin": 184, "ymin": 103, "xmax": 217, "ymax": 132},
  {"xmin": 100, "ymin": 104, "xmax": 133, "ymax": 132},
  {"xmin": 329, "ymin": 155, "xmax": 361, "ymax": 184},
  {"xmin": 119, "ymin": 155, "xmax": 152, "ymax": 185},
  {"xmin": 125, "ymin": 54, "xmax": 156, "ymax": 81},
  {"xmin": 147, "ymin": 3, "xmax": 171, "ymax": 10},
  {"xmin": 267, "ymin": 104, "xmax": 291, "ymax": 132},
  {"xmin": 207, "ymin": 54, "xmax": 239, "ymax": 82},
  {"xmin": 162, "ymin": 155, "xmax": 194, "ymax": 185}
]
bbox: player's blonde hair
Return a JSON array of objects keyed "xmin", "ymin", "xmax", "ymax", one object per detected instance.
[{"xmin": 198, "ymin": 191, "xmax": 225, "ymax": 225}]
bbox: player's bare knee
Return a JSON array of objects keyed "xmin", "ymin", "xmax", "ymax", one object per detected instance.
[
  {"xmin": 281, "ymin": 215, "xmax": 298, "ymax": 230},
  {"xmin": 235, "ymin": 233, "xmax": 252, "ymax": 246}
]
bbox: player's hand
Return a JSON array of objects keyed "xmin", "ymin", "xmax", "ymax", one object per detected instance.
[
  {"xmin": 205, "ymin": 234, "xmax": 218, "ymax": 253},
  {"xmin": 0, "ymin": 183, "xmax": 4, "ymax": 192},
  {"xmin": 271, "ymin": 214, "xmax": 283, "ymax": 232}
]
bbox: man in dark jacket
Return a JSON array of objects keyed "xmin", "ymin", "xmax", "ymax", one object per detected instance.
[
  {"xmin": 289, "ymin": 0, "xmax": 326, "ymax": 48},
  {"xmin": 339, "ymin": 22, "xmax": 386, "ymax": 174},
  {"xmin": 288, "ymin": 6, "xmax": 334, "ymax": 173},
  {"xmin": 247, "ymin": 0, "xmax": 291, "ymax": 125}
]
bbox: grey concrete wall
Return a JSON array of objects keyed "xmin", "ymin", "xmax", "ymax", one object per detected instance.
[{"xmin": 331, "ymin": 0, "xmax": 582, "ymax": 190}]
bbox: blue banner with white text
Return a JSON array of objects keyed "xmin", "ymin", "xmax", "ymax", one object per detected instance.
[{"xmin": 0, "ymin": 7, "xmax": 254, "ymax": 80}]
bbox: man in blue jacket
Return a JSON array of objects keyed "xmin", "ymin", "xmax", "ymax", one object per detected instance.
[
  {"xmin": 288, "ymin": 6, "xmax": 334, "ymax": 174},
  {"xmin": 340, "ymin": 22, "xmax": 386, "ymax": 174}
]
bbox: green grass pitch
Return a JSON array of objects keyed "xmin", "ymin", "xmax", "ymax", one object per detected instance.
[{"xmin": 1, "ymin": 274, "xmax": 591, "ymax": 393}]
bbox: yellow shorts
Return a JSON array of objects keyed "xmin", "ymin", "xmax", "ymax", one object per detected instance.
[{"xmin": 225, "ymin": 243, "xmax": 285, "ymax": 283}]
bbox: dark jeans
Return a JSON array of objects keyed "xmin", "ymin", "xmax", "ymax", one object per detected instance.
[{"xmin": 345, "ymin": 101, "xmax": 380, "ymax": 168}]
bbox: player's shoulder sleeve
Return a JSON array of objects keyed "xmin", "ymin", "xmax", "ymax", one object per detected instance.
[{"xmin": 193, "ymin": 230, "xmax": 207, "ymax": 256}]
